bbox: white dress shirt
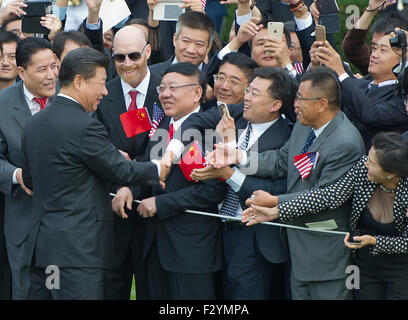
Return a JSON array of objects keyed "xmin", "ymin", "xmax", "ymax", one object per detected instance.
[{"xmin": 121, "ymin": 69, "xmax": 151, "ymax": 111}]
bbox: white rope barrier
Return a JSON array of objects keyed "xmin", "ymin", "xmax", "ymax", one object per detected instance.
[{"xmin": 110, "ymin": 193, "xmax": 348, "ymax": 236}]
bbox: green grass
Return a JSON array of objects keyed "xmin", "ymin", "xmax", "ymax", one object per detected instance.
[{"xmin": 130, "ymin": 276, "xmax": 136, "ymax": 300}]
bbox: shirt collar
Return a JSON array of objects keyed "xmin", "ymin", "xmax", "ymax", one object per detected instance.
[
  {"xmin": 57, "ymin": 93, "xmax": 80, "ymax": 104},
  {"xmin": 23, "ymin": 83, "xmax": 36, "ymax": 101},
  {"xmin": 250, "ymin": 118, "xmax": 280, "ymax": 133},
  {"xmin": 368, "ymin": 79, "xmax": 397, "ymax": 90},
  {"xmin": 170, "ymin": 106, "xmax": 201, "ymax": 131},
  {"xmin": 313, "ymin": 119, "xmax": 331, "ymax": 138},
  {"xmin": 172, "ymin": 56, "xmax": 203, "ymax": 71},
  {"xmin": 121, "ymin": 68, "xmax": 151, "ymax": 96}
]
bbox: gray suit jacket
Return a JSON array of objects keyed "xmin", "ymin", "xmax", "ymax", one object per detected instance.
[
  {"xmin": 247, "ymin": 111, "xmax": 365, "ymax": 281},
  {"xmin": 0, "ymin": 81, "xmax": 36, "ymax": 246}
]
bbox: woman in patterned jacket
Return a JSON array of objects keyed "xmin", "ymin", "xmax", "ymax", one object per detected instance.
[{"xmin": 242, "ymin": 132, "xmax": 408, "ymax": 299}]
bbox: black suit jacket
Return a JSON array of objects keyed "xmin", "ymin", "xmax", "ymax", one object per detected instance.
[
  {"xmin": 137, "ymin": 113, "xmax": 226, "ymax": 274},
  {"xmin": 149, "ymin": 55, "xmax": 208, "ymax": 79},
  {"xmin": 21, "ymin": 96, "xmax": 159, "ymax": 269},
  {"xmin": 341, "ymin": 77, "xmax": 408, "ymax": 151},
  {"xmin": 235, "ymin": 116, "xmax": 291, "ymax": 263},
  {"xmin": 95, "ymin": 73, "xmax": 162, "ymax": 249}
]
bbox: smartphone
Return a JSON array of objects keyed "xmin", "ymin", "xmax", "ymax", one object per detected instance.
[
  {"xmin": 217, "ymin": 101, "xmax": 231, "ymax": 119},
  {"xmin": 153, "ymin": 1, "xmax": 185, "ymax": 21},
  {"xmin": 315, "ymin": 24, "xmax": 326, "ymax": 43},
  {"xmin": 315, "ymin": 0, "xmax": 339, "ymax": 14},
  {"xmin": 267, "ymin": 21, "xmax": 284, "ymax": 41},
  {"xmin": 21, "ymin": 1, "xmax": 52, "ymax": 34}
]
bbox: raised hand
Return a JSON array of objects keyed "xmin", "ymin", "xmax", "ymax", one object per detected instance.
[
  {"xmin": 41, "ymin": 14, "xmax": 62, "ymax": 43},
  {"xmin": 216, "ymin": 115, "xmax": 236, "ymax": 144}
]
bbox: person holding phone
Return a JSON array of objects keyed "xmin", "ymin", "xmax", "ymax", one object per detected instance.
[{"xmin": 244, "ymin": 131, "xmax": 408, "ymax": 300}]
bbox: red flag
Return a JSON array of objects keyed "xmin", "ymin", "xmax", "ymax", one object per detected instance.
[
  {"xmin": 179, "ymin": 141, "xmax": 206, "ymax": 182},
  {"xmin": 293, "ymin": 151, "xmax": 319, "ymax": 180},
  {"xmin": 120, "ymin": 108, "xmax": 151, "ymax": 138}
]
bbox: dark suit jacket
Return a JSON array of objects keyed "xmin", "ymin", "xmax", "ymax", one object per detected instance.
[
  {"xmin": 149, "ymin": 55, "xmax": 209, "ymax": 79},
  {"xmin": 341, "ymin": 77, "xmax": 408, "ymax": 151},
  {"xmin": 95, "ymin": 73, "xmax": 162, "ymax": 249},
  {"xmin": 137, "ymin": 113, "xmax": 226, "ymax": 274},
  {"xmin": 21, "ymin": 96, "xmax": 159, "ymax": 269},
  {"xmin": 235, "ymin": 116, "xmax": 291, "ymax": 264}
]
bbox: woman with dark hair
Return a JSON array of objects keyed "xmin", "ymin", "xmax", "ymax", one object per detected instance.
[{"xmin": 243, "ymin": 131, "xmax": 408, "ymax": 299}]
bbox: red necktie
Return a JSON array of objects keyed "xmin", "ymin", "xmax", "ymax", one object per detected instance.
[
  {"xmin": 167, "ymin": 123, "xmax": 174, "ymax": 146},
  {"xmin": 128, "ymin": 91, "xmax": 138, "ymax": 111},
  {"xmin": 33, "ymin": 97, "xmax": 48, "ymax": 110}
]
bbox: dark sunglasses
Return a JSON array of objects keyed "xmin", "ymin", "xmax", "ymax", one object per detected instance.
[{"xmin": 112, "ymin": 43, "xmax": 147, "ymax": 63}]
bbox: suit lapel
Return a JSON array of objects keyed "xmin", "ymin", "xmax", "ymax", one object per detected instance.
[{"xmin": 11, "ymin": 81, "xmax": 32, "ymax": 130}]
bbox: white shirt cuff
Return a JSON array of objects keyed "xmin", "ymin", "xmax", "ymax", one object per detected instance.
[
  {"xmin": 12, "ymin": 168, "xmax": 18, "ymax": 184},
  {"xmin": 217, "ymin": 43, "xmax": 235, "ymax": 61},
  {"xmin": 294, "ymin": 12, "xmax": 313, "ymax": 31},
  {"xmin": 235, "ymin": 10, "xmax": 251, "ymax": 26},
  {"xmin": 338, "ymin": 73, "xmax": 350, "ymax": 82},
  {"xmin": 166, "ymin": 139, "xmax": 185, "ymax": 160},
  {"xmin": 226, "ymin": 167, "xmax": 246, "ymax": 192}
]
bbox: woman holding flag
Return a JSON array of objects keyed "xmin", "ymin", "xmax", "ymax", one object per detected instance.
[{"xmin": 243, "ymin": 131, "xmax": 408, "ymax": 300}]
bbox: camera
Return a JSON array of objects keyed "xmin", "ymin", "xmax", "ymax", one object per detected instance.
[{"xmin": 389, "ymin": 30, "xmax": 407, "ymax": 48}]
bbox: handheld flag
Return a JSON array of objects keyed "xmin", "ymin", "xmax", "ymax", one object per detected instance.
[
  {"xmin": 120, "ymin": 107, "xmax": 151, "ymax": 138},
  {"xmin": 179, "ymin": 141, "xmax": 206, "ymax": 182},
  {"xmin": 148, "ymin": 103, "xmax": 165, "ymax": 138}
]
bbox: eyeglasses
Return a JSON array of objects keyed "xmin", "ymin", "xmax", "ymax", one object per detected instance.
[
  {"xmin": 112, "ymin": 43, "xmax": 147, "ymax": 63},
  {"xmin": 244, "ymin": 87, "xmax": 274, "ymax": 99},
  {"xmin": 156, "ymin": 83, "xmax": 198, "ymax": 94},
  {"xmin": 213, "ymin": 74, "xmax": 247, "ymax": 87},
  {"xmin": 295, "ymin": 93, "xmax": 322, "ymax": 101}
]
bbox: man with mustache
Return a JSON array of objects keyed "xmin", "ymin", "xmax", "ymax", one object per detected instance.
[
  {"xmin": 96, "ymin": 25, "xmax": 162, "ymax": 300},
  {"xmin": 0, "ymin": 37, "xmax": 58, "ymax": 299}
]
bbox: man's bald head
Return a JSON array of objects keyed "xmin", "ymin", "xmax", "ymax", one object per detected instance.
[{"xmin": 112, "ymin": 25, "xmax": 151, "ymax": 88}]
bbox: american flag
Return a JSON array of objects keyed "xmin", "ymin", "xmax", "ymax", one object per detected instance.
[
  {"xmin": 201, "ymin": 0, "xmax": 207, "ymax": 9},
  {"xmin": 293, "ymin": 151, "xmax": 319, "ymax": 180},
  {"xmin": 148, "ymin": 102, "xmax": 164, "ymax": 138}
]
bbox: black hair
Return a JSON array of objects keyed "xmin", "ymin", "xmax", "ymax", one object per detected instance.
[
  {"xmin": 162, "ymin": 62, "xmax": 207, "ymax": 104},
  {"xmin": 300, "ymin": 66, "xmax": 341, "ymax": 109},
  {"xmin": 59, "ymin": 47, "xmax": 109, "ymax": 87},
  {"xmin": 219, "ymin": 52, "xmax": 259, "ymax": 83},
  {"xmin": 371, "ymin": 11, "xmax": 408, "ymax": 35},
  {"xmin": 372, "ymin": 132, "xmax": 408, "ymax": 178},
  {"xmin": 253, "ymin": 67, "xmax": 298, "ymax": 115},
  {"xmin": 175, "ymin": 11, "xmax": 215, "ymax": 45},
  {"xmin": 0, "ymin": 31, "xmax": 20, "ymax": 45},
  {"xmin": 1, "ymin": 16, "xmax": 21, "ymax": 32},
  {"xmin": 16, "ymin": 37, "xmax": 53, "ymax": 69},
  {"xmin": 53, "ymin": 31, "xmax": 92, "ymax": 60}
]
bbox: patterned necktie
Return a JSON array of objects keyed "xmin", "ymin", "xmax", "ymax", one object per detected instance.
[
  {"xmin": 128, "ymin": 90, "xmax": 138, "ymax": 111},
  {"xmin": 33, "ymin": 97, "xmax": 48, "ymax": 110},
  {"xmin": 167, "ymin": 123, "xmax": 174, "ymax": 146},
  {"xmin": 301, "ymin": 129, "xmax": 316, "ymax": 154},
  {"xmin": 219, "ymin": 123, "xmax": 253, "ymax": 217}
]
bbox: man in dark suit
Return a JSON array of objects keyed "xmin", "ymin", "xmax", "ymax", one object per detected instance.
[
  {"xmin": 0, "ymin": 193, "xmax": 11, "ymax": 299},
  {"xmin": 0, "ymin": 37, "xmax": 58, "ymax": 299},
  {"xmin": 191, "ymin": 67, "xmax": 297, "ymax": 299},
  {"xmin": 112, "ymin": 62, "xmax": 225, "ymax": 299},
  {"xmin": 21, "ymin": 47, "xmax": 160, "ymax": 300},
  {"xmin": 149, "ymin": 11, "xmax": 215, "ymax": 77},
  {"xmin": 209, "ymin": 67, "xmax": 365, "ymax": 300},
  {"xmin": 313, "ymin": 32, "xmax": 408, "ymax": 151},
  {"xmin": 96, "ymin": 25, "xmax": 162, "ymax": 300}
]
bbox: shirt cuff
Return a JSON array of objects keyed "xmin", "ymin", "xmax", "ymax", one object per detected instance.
[
  {"xmin": 338, "ymin": 73, "xmax": 350, "ymax": 82},
  {"xmin": 235, "ymin": 10, "xmax": 251, "ymax": 26},
  {"xmin": 52, "ymin": 5, "xmax": 68, "ymax": 21},
  {"xmin": 294, "ymin": 12, "xmax": 313, "ymax": 31},
  {"xmin": 226, "ymin": 167, "xmax": 246, "ymax": 192},
  {"xmin": 12, "ymin": 168, "xmax": 18, "ymax": 184},
  {"xmin": 217, "ymin": 43, "xmax": 235, "ymax": 61},
  {"xmin": 86, "ymin": 18, "xmax": 102, "ymax": 30},
  {"xmin": 166, "ymin": 139, "xmax": 185, "ymax": 160}
]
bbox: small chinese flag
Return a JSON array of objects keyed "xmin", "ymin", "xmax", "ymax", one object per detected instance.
[
  {"xmin": 120, "ymin": 107, "xmax": 152, "ymax": 138},
  {"xmin": 179, "ymin": 141, "xmax": 206, "ymax": 182}
]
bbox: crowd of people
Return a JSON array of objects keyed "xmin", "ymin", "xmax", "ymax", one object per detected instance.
[{"xmin": 0, "ymin": 0, "xmax": 407, "ymax": 300}]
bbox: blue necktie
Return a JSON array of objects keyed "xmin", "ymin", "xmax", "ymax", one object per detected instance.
[
  {"xmin": 219, "ymin": 123, "xmax": 252, "ymax": 217},
  {"xmin": 301, "ymin": 129, "xmax": 316, "ymax": 154}
]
